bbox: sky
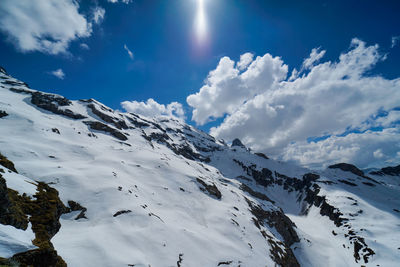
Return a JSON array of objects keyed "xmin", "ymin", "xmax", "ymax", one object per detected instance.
[{"xmin": 0, "ymin": 0, "xmax": 400, "ymax": 169}]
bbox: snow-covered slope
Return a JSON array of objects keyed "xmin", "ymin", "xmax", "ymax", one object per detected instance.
[{"xmin": 0, "ymin": 67, "xmax": 399, "ymax": 266}]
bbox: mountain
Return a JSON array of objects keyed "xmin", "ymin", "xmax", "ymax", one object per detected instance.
[{"xmin": 0, "ymin": 66, "xmax": 399, "ymax": 267}]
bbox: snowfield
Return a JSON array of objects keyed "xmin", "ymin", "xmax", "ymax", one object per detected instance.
[{"xmin": 0, "ymin": 67, "xmax": 399, "ymax": 266}]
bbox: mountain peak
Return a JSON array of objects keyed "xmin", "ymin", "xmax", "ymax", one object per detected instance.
[
  {"xmin": 0, "ymin": 66, "xmax": 7, "ymax": 75},
  {"xmin": 232, "ymin": 138, "xmax": 245, "ymax": 148}
]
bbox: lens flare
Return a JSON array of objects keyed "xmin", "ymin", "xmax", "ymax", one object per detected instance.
[{"xmin": 194, "ymin": 0, "xmax": 207, "ymax": 43}]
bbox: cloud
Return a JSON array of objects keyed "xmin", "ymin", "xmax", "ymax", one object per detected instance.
[
  {"xmin": 0, "ymin": 0, "xmax": 94, "ymax": 55},
  {"xmin": 391, "ymin": 36, "xmax": 400, "ymax": 48},
  {"xmin": 121, "ymin": 99, "xmax": 185, "ymax": 120},
  {"xmin": 188, "ymin": 38, "xmax": 400, "ymax": 168},
  {"xmin": 124, "ymin": 44, "xmax": 134, "ymax": 60},
  {"xmin": 282, "ymin": 129, "xmax": 400, "ymax": 169},
  {"xmin": 301, "ymin": 47, "xmax": 326, "ymax": 70},
  {"xmin": 373, "ymin": 149, "xmax": 384, "ymax": 159},
  {"xmin": 187, "ymin": 53, "xmax": 288, "ymax": 125},
  {"xmin": 92, "ymin": 6, "xmax": 105, "ymax": 24},
  {"xmin": 48, "ymin": 69, "xmax": 65, "ymax": 79},
  {"xmin": 108, "ymin": 0, "xmax": 132, "ymax": 4},
  {"xmin": 237, "ymin": 53, "xmax": 254, "ymax": 70},
  {"xmin": 80, "ymin": 43, "xmax": 90, "ymax": 50}
]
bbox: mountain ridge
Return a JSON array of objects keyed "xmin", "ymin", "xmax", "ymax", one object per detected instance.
[{"xmin": 0, "ymin": 66, "xmax": 399, "ymax": 266}]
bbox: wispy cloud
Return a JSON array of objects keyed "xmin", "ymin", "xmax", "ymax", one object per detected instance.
[
  {"xmin": 391, "ymin": 36, "xmax": 400, "ymax": 48},
  {"xmin": 48, "ymin": 69, "xmax": 65, "ymax": 80},
  {"xmin": 80, "ymin": 43, "xmax": 90, "ymax": 50},
  {"xmin": 124, "ymin": 44, "xmax": 134, "ymax": 60},
  {"xmin": 108, "ymin": 0, "xmax": 132, "ymax": 4},
  {"xmin": 92, "ymin": 6, "xmax": 105, "ymax": 24}
]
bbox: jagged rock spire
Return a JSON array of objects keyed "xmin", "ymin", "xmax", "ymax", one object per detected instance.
[{"xmin": 232, "ymin": 138, "xmax": 245, "ymax": 148}]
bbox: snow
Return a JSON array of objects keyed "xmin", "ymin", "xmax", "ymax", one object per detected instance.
[
  {"xmin": 0, "ymin": 223, "xmax": 36, "ymax": 257},
  {"xmin": 1, "ymin": 170, "xmax": 37, "ymax": 197},
  {"xmin": 1, "ymin": 72, "xmax": 400, "ymax": 266}
]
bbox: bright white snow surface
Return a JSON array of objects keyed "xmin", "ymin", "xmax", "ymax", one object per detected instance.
[
  {"xmin": 0, "ymin": 223, "xmax": 36, "ymax": 257},
  {"xmin": 0, "ymin": 71, "xmax": 400, "ymax": 266}
]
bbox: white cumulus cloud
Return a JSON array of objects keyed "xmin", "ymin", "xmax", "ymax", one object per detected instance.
[
  {"xmin": 0, "ymin": 0, "xmax": 94, "ymax": 55},
  {"xmin": 187, "ymin": 53, "xmax": 288, "ymax": 125},
  {"xmin": 121, "ymin": 99, "xmax": 185, "ymax": 120},
  {"xmin": 237, "ymin": 53, "xmax": 254, "ymax": 70},
  {"xmin": 48, "ymin": 69, "xmax": 65, "ymax": 79},
  {"xmin": 188, "ymin": 38, "xmax": 400, "ymax": 168},
  {"xmin": 283, "ymin": 129, "xmax": 400, "ymax": 169}
]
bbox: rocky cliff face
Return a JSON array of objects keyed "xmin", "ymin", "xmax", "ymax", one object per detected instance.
[{"xmin": 0, "ymin": 67, "xmax": 399, "ymax": 266}]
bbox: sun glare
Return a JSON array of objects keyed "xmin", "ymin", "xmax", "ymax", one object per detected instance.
[{"xmin": 194, "ymin": 0, "xmax": 207, "ymax": 43}]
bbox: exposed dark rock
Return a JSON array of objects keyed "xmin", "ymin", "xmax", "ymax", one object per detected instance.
[
  {"xmin": 196, "ymin": 178, "xmax": 222, "ymax": 199},
  {"xmin": 1, "ymin": 179, "xmax": 67, "ymax": 250},
  {"xmin": 370, "ymin": 164, "xmax": 400, "ymax": 176},
  {"xmin": 0, "ymin": 153, "xmax": 18, "ymax": 173},
  {"xmin": 9, "ymin": 87, "xmax": 32, "ymax": 94},
  {"xmin": 148, "ymin": 212, "xmax": 164, "ymax": 223},
  {"xmin": 234, "ymin": 159, "xmax": 274, "ymax": 187},
  {"xmin": 30, "ymin": 91, "xmax": 86, "ymax": 120},
  {"xmin": 338, "ymin": 179, "xmax": 358, "ymax": 186},
  {"xmin": 232, "ymin": 138, "xmax": 245, "ymax": 148},
  {"xmin": 329, "ymin": 163, "xmax": 365, "ymax": 177},
  {"xmin": 126, "ymin": 114, "xmax": 150, "ymax": 128},
  {"xmin": 149, "ymin": 132, "xmax": 171, "ymax": 143},
  {"xmin": 352, "ymin": 236, "xmax": 375, "ymax": 263},
  {"xmin": 304, "ymin": 184, "xmax": 348, "ymax": 227},
  {"xmin": 264, "ymin": 233, "xmax": 300, "ymax": 267},
  {"xmin": 0, "ymin": 175, "xmax": 28, "ymax": 229},
  {"xmin": 362, "ymin": 182, "xmax": 375, "ymax": 187},
  {"xmin": 8, "ymin": 87, "xmax": 86, "ymax": 119},
  {"xmin": 0, "ymin": 110, "xmax": 8, "ymax": 118},
  {"xmin": 10, "ymin": 248, "xmax": 66, "ymax": 267},
  {"xmin": 67, "ymin": 200, "xmax": 87, "ymax": 220},
  {"xmin": 29, "ymin": 182, "xmax": 68, "ymax": 246},
  {"xmin": 255, "ymin": 152, "xmax": 269, "ymax": 159},
  {"xmin": 246, "ymin": 198, "xmax": 299, "ymax": 267},
  {"xmin": 240, "ymin": 183, "xmax": 275, "ymax": 204},
  {"xmin": 87, "ymin": 103, "xmax": 128, "ymax": 130},
  {"xmin": 83, "ymin": 121, "xmax": 128, "ymax": 141},
  {"xmin": 0, "ymin": 66, "xmax": 7, "ymax": 75},
  {"xmin": 0, "ymin": 161, "xmax": 68, "ymax": 266},
  {"xmin": 193, "ymin": 143, "xmax": 221, "ymax": 153},
  {"xmin": 52, "ymin": 128, "xmax": 60, "ymax": 134},
  {"xmin": 246, "ymin": 198, "xmax": 299, "ymax": 246},
  {"xmin": 177, "ymin": 253, "xmax": 183, "ymax": 267},
  {"xmin": 329, "ymin": 163, "xmax": 380, "ymax": 185},
  {"xmin": 113, "ymin": 210, "xmax": 132, "ymax": 217},
  {"xmin": 3, "ymin": 80, "xmax": 29, "ymax": 88},
  {"xmin": 217, "ymin": 261, "xmax": 233, "ymax": 266},
  {"xmin": 171, "ymin": 143, "xmax": 210, "ymax": 162}
]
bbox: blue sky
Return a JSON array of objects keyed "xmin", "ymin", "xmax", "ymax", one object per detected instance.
[{"xmin": 1, "ymin": 0, "xmax": 400, "ymax": 168}]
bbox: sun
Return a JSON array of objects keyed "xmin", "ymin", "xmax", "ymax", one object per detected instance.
[{"xmin": 194, "ymin": 0, "xmax": 207, "ymax": 43}]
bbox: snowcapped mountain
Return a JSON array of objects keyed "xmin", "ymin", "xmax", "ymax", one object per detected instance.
[{"xmin": 0, "ymin": 66, "xmax": 399, "ymax": 267}]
